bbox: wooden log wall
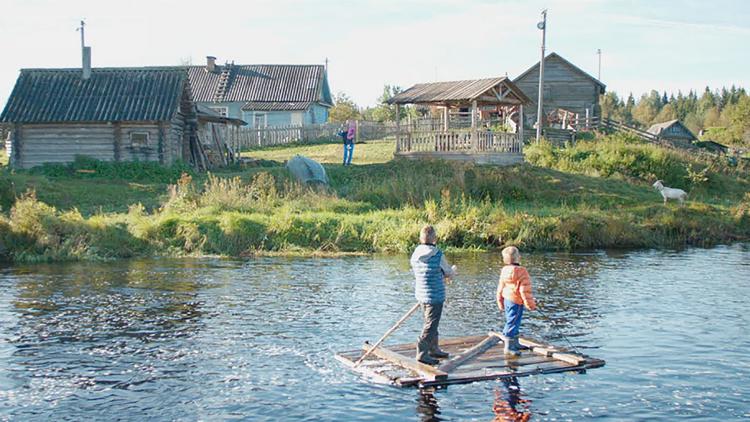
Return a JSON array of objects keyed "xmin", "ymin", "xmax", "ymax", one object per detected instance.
[
  {"xmin": 13, "ymin": 123, "xmax": 177, "ymax": 169},
  {"xmin": 514, "ymin": 55, "xmax": 601, "ymax": 122}
]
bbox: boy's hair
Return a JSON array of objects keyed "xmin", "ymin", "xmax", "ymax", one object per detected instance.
[
  {"xmin": 419, "ymin": 225, "xmax": 437, "ymax": 245},
  {"xmin": 502, "ymin": 246, "xmax": 520, "ymax": 264}
]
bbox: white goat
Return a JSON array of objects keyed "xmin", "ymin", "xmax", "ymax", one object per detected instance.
[{"xmin": 652, "ymin": 180, "xmax": 688, "ymax": 204}]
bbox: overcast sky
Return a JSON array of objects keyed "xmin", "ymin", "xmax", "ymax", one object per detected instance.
[{"xmin": 1, "ymin": 0, "xmax": 748, "ymax": 107}]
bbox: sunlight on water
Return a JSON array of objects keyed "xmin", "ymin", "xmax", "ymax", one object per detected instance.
[{"xmin": 0, "ymin": 245, "xmax": 748, "ymax": 420}]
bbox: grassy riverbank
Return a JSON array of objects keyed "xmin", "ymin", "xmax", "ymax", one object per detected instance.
[{"xmin": 1, "ymin": 134, "xmax": 749, "ymax": 262}]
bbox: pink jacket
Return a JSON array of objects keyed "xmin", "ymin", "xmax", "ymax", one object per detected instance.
[{"xmin": 346, "ymin": 121, "xmax": 356, "ymax": 141}]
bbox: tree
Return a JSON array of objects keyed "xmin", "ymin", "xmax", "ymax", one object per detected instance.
[
  {"xmin": 328, "ymin": 92, "xmax": 361, "ymax": 123},
  {"xmin": 599, "ymin": 92, "xmax": 623, "ymax": 119},
  {"xmin": 654, "ymin": 103, "xmax": 677, "ymax": 123},
  {"xmin": 725, "ymin": 95, "xmax": 750, "ymax": 146},
  {"xmin": 632, "ymin": 90, "xmax": 662, "ymax": 127},
  {"xmin": 369, "ymin": 85, "xmax": 409, "ymax": 122}
]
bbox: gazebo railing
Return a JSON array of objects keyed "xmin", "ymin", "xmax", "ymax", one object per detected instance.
[{"xmin": 396, "ymin": 129, "xmax": 522, "ymax": 154}]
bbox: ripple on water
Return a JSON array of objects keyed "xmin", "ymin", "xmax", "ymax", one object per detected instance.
[{"xmin": 0, "ymin": 247, "xmax": 749, "ymax": 420}]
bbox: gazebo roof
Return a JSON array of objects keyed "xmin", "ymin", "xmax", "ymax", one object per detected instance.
[{"xmin": 388, "ymin": 77, "xmax": 532, "ymax": 106}]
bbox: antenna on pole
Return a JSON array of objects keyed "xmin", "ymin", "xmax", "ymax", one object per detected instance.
[
  {"xmin": 535, "ymin": 9, "xmax": 547, "ymax": 142},
  {"xmin": 77, "ymin": 19, "xmax": 85, "ymax": 48},
  {"xmin": 77, "ymin": 19, "xmax": 91, "ymax": 80},
  {"xmin": 597, "ymin": 48, "xmax": 602, "ymax": 80}
]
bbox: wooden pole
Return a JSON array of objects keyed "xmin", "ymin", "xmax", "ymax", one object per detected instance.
[
  {"xmin": 518, "ymin": 105, "xmax": 524, "ymax": 152},
  {"xmin": 471, "ymin": 100, "xmax": 478, "ymax": 151},
  {"xmin": 535, "ymin": 9, "xmax": 547, "ymax": 142},
  {"xmin": 443, "ymin": 106, "xmax": 449, "ymax": 132},
  {"xmin": 354, "ymin": 302, "xmax": 420, "ymax": 367},
  {"xmin": 395, "ymin": 104, "xmax": 401, "ymax": 152}
]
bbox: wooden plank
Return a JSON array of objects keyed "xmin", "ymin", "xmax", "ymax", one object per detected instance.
[
  {"xmin": 362, "ymin": 343, "xmax": 447, "ymax": 381},
  {"xmin": 438, "ymin": 335, "xmax": 499, "ymax": 373}
]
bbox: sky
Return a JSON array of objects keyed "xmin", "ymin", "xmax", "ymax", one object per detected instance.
[{"xmin": 1, "ymin": 0, "xmax": 749, "ymax": 108}]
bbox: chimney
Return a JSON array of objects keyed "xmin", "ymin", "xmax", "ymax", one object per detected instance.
[
  {"xmin": 206, "ymin": 56, "xmax": 216, "ymax": 72},
  {"xmin": 82, "ymin": 46, "xmax": 91, "ymax": 80}
]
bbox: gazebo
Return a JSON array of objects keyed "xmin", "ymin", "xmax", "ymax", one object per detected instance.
[{"xmin": 388, "ymin": 77, "xmax": 532, "ymax": 165}]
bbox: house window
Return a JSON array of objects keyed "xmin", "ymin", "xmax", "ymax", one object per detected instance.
[
  {"xmin": 254, "ymin": 113, "xmax": 267, "ymax": 128},
  {"xmin": 209, "ymin": 106, "xmax": 229, "ymax": 117},
  {"xmin": 130, "ymin": 132, "xmax": 150, "ymax": 148}
]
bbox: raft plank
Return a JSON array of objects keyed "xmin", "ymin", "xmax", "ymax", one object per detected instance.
[
  {"xmin": 362, "ymin": 343, "xmax": 448, "ymax": 381},
  {"xmin": 438, "ymin": 335, "xmax": 500, "ymax": 372},
  {"xmin": 337, "ymin": 332, "xmax": 604, "ymax": 388}
]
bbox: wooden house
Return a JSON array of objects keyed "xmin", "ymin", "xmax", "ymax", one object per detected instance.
[
  {"xmin": 647, "ymin": 119, "xmax": 697, "ymax": 143},
  {"xmin": 187, "ymin": 57, "xmax": 333, "ymax": 128},
  {"xmin": 0, "ymin": 67, "xmax": 245, "ymax": 169},
  {"xmin": 513, "ymin": 52, "xmax": 606, "ymax": 127}
]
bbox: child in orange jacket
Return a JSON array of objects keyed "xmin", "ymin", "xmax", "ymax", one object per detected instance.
[{"xmin": 497, "ymin": 246, "xmax": 537, "ymax": 356}]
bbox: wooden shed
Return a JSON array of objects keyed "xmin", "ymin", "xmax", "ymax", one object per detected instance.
[
  {"xmin": 0, "ymin": 67, "xmax": 206, "ymax": 169},
  {"xmin": 647, "ymin": 119, "xmax": 697, "ymax": 143},
  {"xmin": 513, "ymin": 52, "xmax": 606, "ymax": 127}
]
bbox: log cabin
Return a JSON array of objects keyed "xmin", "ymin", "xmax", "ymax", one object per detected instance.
[
  {"xmin": 0, "ymin": 66, "xmax": 245, "ymax": 169},
  {"xmin": 513, "ymin": 52, "xmax": 606, "ymax": 127}
]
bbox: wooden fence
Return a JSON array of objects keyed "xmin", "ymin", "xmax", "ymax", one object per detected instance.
[
  {"xmin": 227, "ymin": 121, "xmax": 400, "ymax": 152},
  {"xmin": 396, "ymin": 130, "xmax": 522, "ymax": 154}
]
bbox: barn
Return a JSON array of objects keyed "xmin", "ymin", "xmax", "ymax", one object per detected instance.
[{"xmin": 513, "ymin": 52, "xmax": 606, "ymax": 127}]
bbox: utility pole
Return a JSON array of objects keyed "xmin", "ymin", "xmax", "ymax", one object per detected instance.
[
  {"xmin": 597, "ymin": 48, "xmax": 602, "ymax": 80},
  {"xmin": 535, "ymin": 9, "xmax": 547, "ymax": 142}
]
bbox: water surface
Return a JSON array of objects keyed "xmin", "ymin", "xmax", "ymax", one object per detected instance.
[{"xmin": 1, "ymin": 245, "xmax": 749, "ymax": 420}]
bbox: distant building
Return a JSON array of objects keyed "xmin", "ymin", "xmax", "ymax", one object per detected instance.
[
  {"xmin": 647, "ymin": 119, "xmax": 698, "ymax": 142},
  {"xmin": 187, "ymin": 56, "xmax": 333, "ymax": 128},
  {"xmin": 513, "ymin": 52, "xmax": 606, "ymax": 126},
  {"xmin": 0, "ymin": 67, "xmax": 244, "ymax": 169}
]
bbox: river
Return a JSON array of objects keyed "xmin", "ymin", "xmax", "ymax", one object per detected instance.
[{"xmin": 1, "ymin": 245, "xmax": 749, "ymax": 420}]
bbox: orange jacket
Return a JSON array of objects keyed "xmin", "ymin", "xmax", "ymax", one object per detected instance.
[{"xmin": 497, "ymin": 264, "xmax": 536, "ymax": 311}]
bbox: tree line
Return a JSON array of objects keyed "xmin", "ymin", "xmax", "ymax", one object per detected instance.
[{"xmin": 600, "ymin": 86, "xmax": 749, "ymax": 147}]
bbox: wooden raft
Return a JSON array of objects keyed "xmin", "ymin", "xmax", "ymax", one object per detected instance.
[{"xmin": 335, "ymin": 332, "xmax": 605, "ymax": 388}]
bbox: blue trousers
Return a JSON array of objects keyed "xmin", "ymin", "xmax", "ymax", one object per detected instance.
[
  {"xmin": 502, "ymin": 298, "xmax": 524, "ymax": 338},
  {"xmin": 343, "ymin": 141, "xmax": 354, "ymax": 165}
]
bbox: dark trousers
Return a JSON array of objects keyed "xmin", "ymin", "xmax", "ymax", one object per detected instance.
[
  {"xmin": 343, "ymin": 140, "xmax": 354, "ymax": 165},
  {"xmin": 416, "ymin": 303, "xmax": 443, "ymax": 360}
]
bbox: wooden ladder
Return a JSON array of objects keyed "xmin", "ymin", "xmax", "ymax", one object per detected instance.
[{"xmin": 213, "ymin": 61, "xmax": 233, "ymax": 103}]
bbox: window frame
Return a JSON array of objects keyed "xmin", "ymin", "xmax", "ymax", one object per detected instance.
[{"xmin": 129, "ymin": 131, "xmax": 150, "ymax": 148}]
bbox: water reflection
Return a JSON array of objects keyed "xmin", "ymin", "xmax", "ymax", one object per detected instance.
[
  {"xmin": 416, "ymin": 388, "xmax": 443, "ymax": 421},
  {"xmin": 492, "ymin": 378, "xmax": 531, "ymax": 422}
]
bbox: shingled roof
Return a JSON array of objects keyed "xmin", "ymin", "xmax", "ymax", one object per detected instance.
[
  {"xmin": 187, "ymin": 64, "xmax": 332, "ymax": 106},
  {"xmin": 388, "ymin": 77, "xmax": 531, "ymax": 105},
  {"xmin": 0, "ymin": 67, "xmax": 187, "ymax": 123}
]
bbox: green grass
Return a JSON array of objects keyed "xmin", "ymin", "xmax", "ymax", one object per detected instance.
[
  {"xmin": 242, "ymin": 138, "xmax": 396, "ymax": 165},
  {"xmin": 0, "ymin": 148, "xmax": 7, "ymax": 167},
  {"xmin": 0, "ymin": 134, "xmax": 748, "ymax": 263}
]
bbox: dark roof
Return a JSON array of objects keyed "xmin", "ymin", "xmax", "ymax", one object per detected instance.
[
  {"xmin": 514, "ymin": 52, "xmax": 606, "ymax": 93},
  {"xmin": 388, "ymin": 77, "xmax": 532, "ymax": 105},
  {"xmin": 647, "ymin": 119, "xmax": 680, "ymax": 135},
  {"xmin": 0, "ymin": 67, "xmax": 187, "ymax": 123},
  {"xmin": 195, "ymin": 104, "xmax": 247, "ymax": 125},
  {"xmin": 647, "ymin": 119, "xmax": 697, "ymax": 139},
  {"xmin": 187, "ymin": 64, "xmax": 332, "ymax": 106},
  {"xmin": 242, "ymin": 101, "xmax": 313, "ymax": 111}
]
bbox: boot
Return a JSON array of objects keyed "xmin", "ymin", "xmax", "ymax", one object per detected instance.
[
  {"xmin": 504, "ymin": 336, "xmax": 521, "ymax": 357},
  {"xmin": 417, "ymin": 355, "xmax": 440, "ymax": 365},
  {"xmin": 429, "ymin": 349, "xmax": 449, "ymax": 359}
]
